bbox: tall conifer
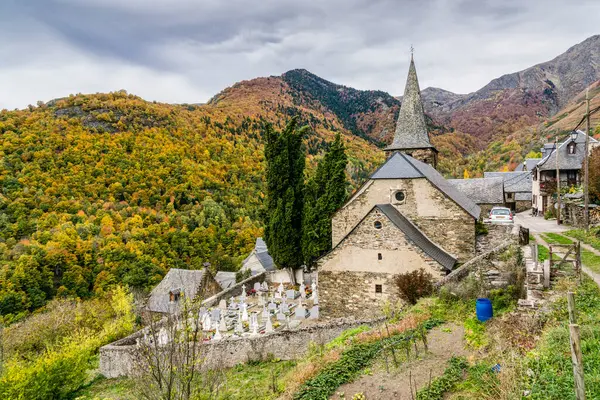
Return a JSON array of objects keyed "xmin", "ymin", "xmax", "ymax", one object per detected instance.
[
  {"xmin": 263, "ymin": 117, "xmax": 307, "ymax": 269},
  {"xmin": 302, "ymin": 133, "xmax": 348, "ymax": 265}
]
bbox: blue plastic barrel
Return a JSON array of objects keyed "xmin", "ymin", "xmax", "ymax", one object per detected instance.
[{"xmin": 476, "ymin": 298, "xmax": 493, "ymax": 322}]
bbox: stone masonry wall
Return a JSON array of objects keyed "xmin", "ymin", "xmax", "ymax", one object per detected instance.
[
  {"xmin": 332, "ymin": 178, "xmax": 476, "ymax": 263},
  {"xmin": 319, "ymin": 208, "xmax": 447, "ymax": 318},
  {"xmin": 406, "ymin": 148, "xmax": 437, "ymax": 169},
  {"xmin": 412, "ymin": 218, "xmax": 475, "ymax": 262},
  {"xmin": 100, "ymin": 317, "xmax": 380, "ymax": 378},
  {"xmin": 515, "ymin": 200, "xmax": 531, "ymax": 213},
  {"xmin": 563, "ymin": 202, "xmax": 600, "ymax": 228},
  {"xmin": 319, "ymin": 271, "xmax": 399, "ymax": 319}
]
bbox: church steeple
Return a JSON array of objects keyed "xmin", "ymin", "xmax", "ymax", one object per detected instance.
[{"xmin": 385, "ymin": 54, "xmax": 437, "ymax": 167}]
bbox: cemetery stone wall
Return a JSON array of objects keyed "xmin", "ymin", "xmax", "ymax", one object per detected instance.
[{"xmin": 100, "ymin": 317, "xmax": 380, "ymax": 378}]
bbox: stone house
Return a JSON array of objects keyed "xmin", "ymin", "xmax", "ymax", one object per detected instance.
[
  {"xmin": 531, "ymin": 130, "xmax": 599, "ymax": 215},
  {"xmin": 484, "ymin": 171, "xmax": 532, "ymax": 212},
  {"xmin": 318, "ymin": 56, "xmax": 480, "ymax": 318},
  {"xmin": 147, "ymin": 268, "xmax": 221, "ymax": 313},
  {"xmin": 449, "ymin": 177, "xmax": 505, "ymax": 218}
]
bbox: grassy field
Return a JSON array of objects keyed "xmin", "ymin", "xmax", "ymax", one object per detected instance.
[
  {"xmin": 565, "ymin": 228, "xmax": 600, "ymax": 252},
  {"xmin": 541, "ymin": 233, "xmax": 573, "ymax": 245},
  {"xmin": 74, "ymin": 360, "xmax": 297, "ymax": 400}
]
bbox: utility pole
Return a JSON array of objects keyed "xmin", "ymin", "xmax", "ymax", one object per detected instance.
[
  {"xmin": 556, "ymin": 139, "xmax": 561, "ymax": 224},
  {"xmin": 584, "ymin": 88, "xmax": 591, "ymax": 232}
]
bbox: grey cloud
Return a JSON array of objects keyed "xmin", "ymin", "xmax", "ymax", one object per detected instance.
[{"xmin": 0, "ymin": 0, "xmax": 599, "ymax": 109}]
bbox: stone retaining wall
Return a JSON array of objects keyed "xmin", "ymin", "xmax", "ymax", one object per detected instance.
[
  {"xmin": 100, "ymin": 317, "xmax": 381, "ymax": 378},
  {"xmin": 436, "ymin": 225, "xmax": 521, "ymax": 289},
  {"xmin": 563, "ymin": 202, "xmax": 600, "ymax": 228}
]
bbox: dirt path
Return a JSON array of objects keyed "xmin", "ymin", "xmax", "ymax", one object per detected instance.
[{"xmin": 331, "ymin": 323, "xmax": 471, "ymax": 400}]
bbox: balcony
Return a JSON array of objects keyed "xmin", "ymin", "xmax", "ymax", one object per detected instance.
[{"xmin": 540, "ymin": 178, "xmax": 580, "ymax": 194}]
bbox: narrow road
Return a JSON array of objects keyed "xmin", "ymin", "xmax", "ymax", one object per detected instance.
[{"xmin": 513, "ymin": 210, "xmax": 569, "ymax": 233}]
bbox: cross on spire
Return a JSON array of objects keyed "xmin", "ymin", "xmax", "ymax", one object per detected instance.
[{"xmin": 410, "ymin": 44, "xmax": 414, "ymax": 59}]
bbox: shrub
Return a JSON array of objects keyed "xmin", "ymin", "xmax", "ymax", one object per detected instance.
[
  {"xmin": 395, "ymin": 268, "xmax": 434, "ymax": 305},
  {"xmin": 235, "ymin": 269, "xmax": 251, "ymax": 283}
]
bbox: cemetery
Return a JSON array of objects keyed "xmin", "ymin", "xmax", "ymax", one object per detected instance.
[{"xmin": 99, "ymin": 275, "xmax": 376, "ymax": 378}]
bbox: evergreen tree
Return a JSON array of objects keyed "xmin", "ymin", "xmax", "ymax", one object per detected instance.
[
  {"xmin": 263, "ymin": 117, "xmax": 307, "ymax": 269},
  {"xmin": 302, "ymin": 133, "xmax": 348, "ymax": 266}
]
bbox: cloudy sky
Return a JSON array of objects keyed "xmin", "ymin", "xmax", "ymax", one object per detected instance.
[{"xmin": 1, "ymin": 0, "xmax": 599, "ymax": 109}]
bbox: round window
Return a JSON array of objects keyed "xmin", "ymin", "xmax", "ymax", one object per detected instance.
[
  {"xmin": 395, "ymin": 191, "xmax": 405, "ymax": 202},
  {"xmin": 374, "ymin": 221, "xmax": 382, "ymax": 229}
]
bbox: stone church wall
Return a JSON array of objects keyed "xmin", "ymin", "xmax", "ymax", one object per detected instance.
[
  {"xmin": 320, "ymin": 208, "xmax": 446, "ymax": 318},
  {"xmin": 332, "ymin": 178, "xmax": 476, "ymax": 263}
]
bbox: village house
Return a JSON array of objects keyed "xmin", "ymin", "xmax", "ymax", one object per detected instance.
[
  {"xmin": 483, "ymin": 171, "xmax": 533, "ymax": 212},
  {"xmin": 318, "ymin": 56, "xmax": 480, "ymax": 318},
  {"xmin": 147, "ymin": 268, "xmax": 221, "ymax": 313},
  {"xmin": 449, "ymin": 177, "xmax": 505, "ymax": 218},
  {"xmin": 531, "ymin": 130, "xmax": 599, "ymax": 215}
]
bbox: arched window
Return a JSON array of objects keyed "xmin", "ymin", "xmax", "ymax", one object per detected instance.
[{"xmin": 568, "ymin": 143, "xmax": 576, "ymax": 154}]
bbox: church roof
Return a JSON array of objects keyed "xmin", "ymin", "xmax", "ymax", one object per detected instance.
[
  {"xmin": 371, "ymin": 152, "xmax": 480, "ymax": 219},
  {"xmin": 385, "ymin": 56, "xmax": 434, "ymax": 151},
  {"xmin": 448, "ymin": 177, "xmax": 505, "ymax": 205},
  {"xmin": 241, "ymin": 237, "xmax": 276, "ymax": 272},
  {"xmin": 376, "ymin": 204, "xmax": 457, "ymax": 270}
]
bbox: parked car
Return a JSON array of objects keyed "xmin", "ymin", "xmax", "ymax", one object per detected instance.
[{"xmin": 487, "ymin": 207, "xmax": 514, "ymax": 224}]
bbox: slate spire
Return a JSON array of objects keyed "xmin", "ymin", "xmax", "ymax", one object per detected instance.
[{"xmin": 386, "ymin": 55, "xmax": 435, "ymax": 152}]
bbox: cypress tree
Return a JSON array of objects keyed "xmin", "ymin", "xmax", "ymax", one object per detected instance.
[
  {"xmin": 302, "ymin": 133, "xmax": 348, "ymax": 266},
  {"xmin": 263, "ymin": 117, "xmax": 307, "ymax": 269}
]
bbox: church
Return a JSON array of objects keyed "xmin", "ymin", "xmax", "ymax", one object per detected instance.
[{"xmin": 317, "ymin": 56, "xmax": 481, "ymax": 318}]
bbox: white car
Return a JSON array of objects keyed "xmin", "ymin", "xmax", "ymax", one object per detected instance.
[{"xmin": 487, "ymin": 207, "xmax": 514, "ymax": 224}]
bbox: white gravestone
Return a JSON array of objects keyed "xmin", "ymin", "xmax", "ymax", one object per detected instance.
[
  {"xmin": 265, "ymin": 316, "xmax": 274, "ymax": 333},
  {"xmin": 295, "ymin": 300, "xmax": 305, "ymax": 320},
  {"xmin": 254, "ymin": 282, "xmax": 262, "ymax": 291},
  {"xmin": 213, "ymin": 326, "xmax": 222, "ymax": 341},
  {"xmin": 286, "ymin": 289, "xmax": 296, "ymax": 300},
  {"xmin": 309, "ymin": 305, "xmax": 319, "ymax": 319},
  {"xmin": 241, "ymin": 303, "xmax": 249, "ymax": 322},
  {"xmin": 299, "ymin": 283, "xmax": 306, "ymax": 299},
  {"xmin": 219, "ymin": 313, "xmax": 227, "ymax": 332},
  {"xmin": 218, "ymin": 299, "xmax": 227, "ymax": 310},
  {"xmin": 235, "ymin": 313, "xmax": 244, "ymax": 334},
  {"xmin": 280, "ymin": 301, "xmax": 289, "ymax": 314}
]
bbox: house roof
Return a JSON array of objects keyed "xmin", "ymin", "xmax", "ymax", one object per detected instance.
[
  {"xmin": 385, "ymin": 56, "xmax": 435, "ymax": 151},
  {"xmin": 484, "ymin": 171, "xmax": 532, "ymax": 193},
  {"xmin": 515, "ymin": 158, "xmax": 542, "ymax": 171},
  {"xmin": 448, "ymin": 177, "xmax": 505, "ymax": 204},
  {"xmin": 376, "ymin": 204, "xmax": 457, "ymax": 270},
  {"xmin": 214, "ymin": 271, "xmax": 236, "ymax": 290},
  {"xmin": 147, "ymin": 268, "xmax": 209, "ymax": 313},
  {"xmin": 371, "ymin": 152, "xmax": 480, "ymax": 219},
  {"xmin": 536, "ymin": 130, "xmax": 598, "ymax": 171}
]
